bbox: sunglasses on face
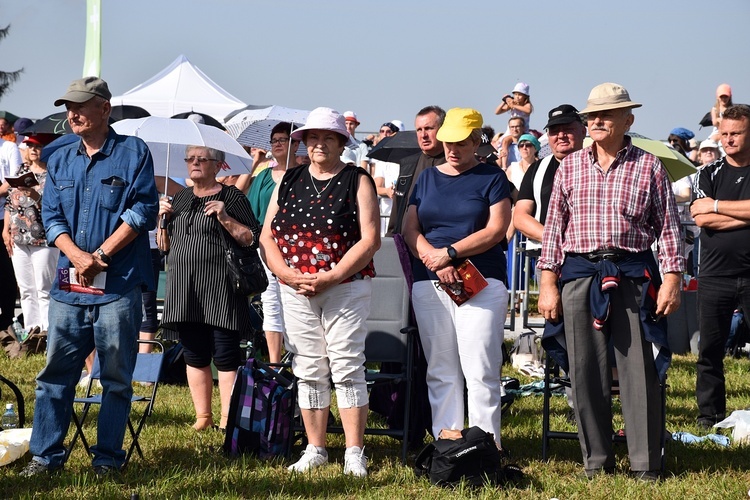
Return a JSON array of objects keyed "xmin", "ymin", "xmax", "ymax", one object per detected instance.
[
  {"xmin": 184, "ymin": 156, "xmax": 217, "ymax": 164},
  {"xmin": 518, "ymin": 142, "xmax": 535, "ymax": 149}
]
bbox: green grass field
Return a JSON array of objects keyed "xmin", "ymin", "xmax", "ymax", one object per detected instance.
[{"xmin": 2, "ymin": 347, "xmax": 750, "ymax": 499}]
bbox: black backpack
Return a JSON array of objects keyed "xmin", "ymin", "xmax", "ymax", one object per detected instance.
[{"xmin": 414, "ymin": 427, "xmax": 506, "ymax": 487}]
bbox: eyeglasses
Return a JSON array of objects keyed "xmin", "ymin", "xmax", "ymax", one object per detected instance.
[
  {"xmin": 270, "ymin": 137, "xmax": 291, "ymax": 145},
  {"xmin": 184, "ymin": 156, "xmax": 217, "ymax": 164},
  {"xmin": 518, "ymin": 142, "xmax": 535, "ymax": 149},
  {"xmin": 508, "ymin": 125, "xmax": 523, "ymax": 130}
]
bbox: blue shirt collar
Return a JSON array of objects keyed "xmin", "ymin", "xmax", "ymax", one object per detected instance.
[{"xmin": 74, "ymin": 127, "xmax": 118, "ymax": 158}]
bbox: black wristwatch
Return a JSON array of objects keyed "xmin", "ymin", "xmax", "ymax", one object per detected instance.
[
  {"xmin": 447, "ymin": 246, "xmax": 458, "ymax": 260},
  {"xmin": 95, "ymin": 248, "xmax": 111, "ymax": 264}
]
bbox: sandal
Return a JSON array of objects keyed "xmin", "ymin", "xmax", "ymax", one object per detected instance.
[{"xmin": 193, "ymin": 413, "xmax": 215, "ymax": 431}]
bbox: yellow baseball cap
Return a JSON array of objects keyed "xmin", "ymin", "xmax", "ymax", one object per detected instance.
[{"xmin": 436, "ymin": 108, "xmax": 483, "ymax": 143}]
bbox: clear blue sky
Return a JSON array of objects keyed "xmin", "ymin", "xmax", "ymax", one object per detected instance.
[{"xmin": 1, "ymin": 0, "xmax": 748, "ymax": 140}]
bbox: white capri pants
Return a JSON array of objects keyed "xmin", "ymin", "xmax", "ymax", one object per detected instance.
[
  {"xmin": 259, "ymin": 256, "xmax": 285, "ymax": 333},
  {"xmin": 11, "ymin": 244, "xmax": 60, "ymax": 331},
  {"xmin": 412, "ymin": 278, "xmax": 507, "ymax": 441},
  {"xmin": 279, "ymin": 279, "xmax": 371, "ymax": 410}
]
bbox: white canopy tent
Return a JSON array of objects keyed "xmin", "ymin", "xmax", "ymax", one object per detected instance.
[{"xmin": 110, "ymin": 55, "xmax": 246, "ymax": 123}]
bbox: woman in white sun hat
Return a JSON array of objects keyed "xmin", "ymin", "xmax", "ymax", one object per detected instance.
[{"xmin": 260, "ymin": 107, "xmax": 380, "ymax": 477}]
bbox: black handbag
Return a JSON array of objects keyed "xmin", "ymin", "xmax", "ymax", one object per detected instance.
[
  {"xmin": 218, "ymin": 228, "xmax": 268, "ymax": 297},
  {"xmin": 217, "ymin": 188, "xmax": 268, "ymax": 298},
  {"xmin": 415, "ymin": 427, "xmax": 501, "ymax": 487},
  {"xmin": 414, "ymin": 426, "xmax": 523, "ymax": 488}
]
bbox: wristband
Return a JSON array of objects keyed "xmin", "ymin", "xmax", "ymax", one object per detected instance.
[{"xmin": 714, "ymin": 199, "xmax": 719, "ymax": 214}]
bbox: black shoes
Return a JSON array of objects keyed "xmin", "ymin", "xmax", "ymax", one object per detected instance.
[
  {"xmin": 585, "ymin": 467, "xmax": 661, "ymax": 482},
  {"xmin": 93, "ymin": 464, "xmax": 120, "ymax": 477},
  {"xmin": 632, "ymin": 470, "xmax": 660, "ymax": 482},
  {"xmin": 584, "ymin": 466, "xmax": 615, "ymax": 479}
]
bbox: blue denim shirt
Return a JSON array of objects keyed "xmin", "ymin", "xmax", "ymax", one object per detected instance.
[{"xmin": 42, "ymin": 128, "xmax": 159, "ymax": 305}]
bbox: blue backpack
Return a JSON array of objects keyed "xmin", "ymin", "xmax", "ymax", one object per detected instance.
[{"xmin": 223, "ymin": 358, "xmax": 295, "ymax": 459}]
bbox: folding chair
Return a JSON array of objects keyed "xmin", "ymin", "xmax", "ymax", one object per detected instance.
[
  {"xmin": 321, "ymin": 237, "xmax": 417, "ymax": 463},
  {"xmin": 541, "ymin": 351, "xmax": 668, "ymax": 473},
  {"xmin": 66, "ymin": 339, "xmax": 164, "ymax": 468}
]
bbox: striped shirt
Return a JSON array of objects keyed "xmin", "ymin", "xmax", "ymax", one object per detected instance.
[
  {"xmin": 161, "ymin": 185, "xmax": 260, "ymax": 332},
  {"xmin": 538, "ymin": 137, "xmax": 684, "ymax": 275}
]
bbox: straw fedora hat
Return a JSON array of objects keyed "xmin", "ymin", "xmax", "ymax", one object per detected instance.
[{"xmin": 579, "ymin": 82, "xmax": 642, "ymax": 114}]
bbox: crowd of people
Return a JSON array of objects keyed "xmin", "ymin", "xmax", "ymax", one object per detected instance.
[{"xmin": 2, "ymin": 75, "xmax": 748, "ymax": 483}]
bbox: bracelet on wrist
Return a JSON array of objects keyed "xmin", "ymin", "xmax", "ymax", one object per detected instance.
[{"xmin": 714, "ymin": 199, "xmax": 719, "ymax": 214}]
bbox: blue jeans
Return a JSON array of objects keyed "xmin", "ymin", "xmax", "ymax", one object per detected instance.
[
  {"xmin": 696, "ymin": 275, "xmax": 750, "ymax": 424},
  {"xmin": 29, "ymin": 287, "xmax": 142, "ymax": 469}
]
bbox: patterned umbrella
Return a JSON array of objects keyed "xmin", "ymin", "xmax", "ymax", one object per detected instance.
[
  {"xmin": 17, "ymin": 112, "xmax": 72, "ymax": 135},
  {"xmin": 225, "ymin": 105, "xmax": 309, "ymax": 155}
]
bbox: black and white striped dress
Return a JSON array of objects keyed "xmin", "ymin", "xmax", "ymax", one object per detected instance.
[{"xmin": 161, "ymin": 185, "xmax": 260, "ymax": 333}]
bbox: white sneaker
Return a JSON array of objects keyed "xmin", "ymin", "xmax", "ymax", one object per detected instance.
[
  {"xmin": 343, "ymin": 446, "xmax": 368, "ymax": 477},
  {"xmin": 288, "ymin": 444, "xmax": 328, "ymax": 472}
]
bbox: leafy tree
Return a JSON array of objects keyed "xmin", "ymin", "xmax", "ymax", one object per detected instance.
[{"xmin": 0, "ymin": 25, "xmax": 23, "ymax": 101}]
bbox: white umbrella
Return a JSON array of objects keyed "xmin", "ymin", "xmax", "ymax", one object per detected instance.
[
  {"xmin": 225, "ymin": 105, "xmax": 309, "ymax": 155},
  {"xmin": 112, "ymin": 117, "xmax": 253, "ymax": 180}
]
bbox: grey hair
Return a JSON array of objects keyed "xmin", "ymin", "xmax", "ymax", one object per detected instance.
[
  {"xmin": 185, "ymin": 145, "xmax": 225, "ymax": 163},
  {"xmin": 416, "ymin": 106, "xmax": 447, "ymax": 126}
]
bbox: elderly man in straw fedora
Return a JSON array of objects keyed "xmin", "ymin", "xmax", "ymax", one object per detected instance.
[{"xmin": 537, "ymin": 83, "xmax": 684, "ymax": 482}]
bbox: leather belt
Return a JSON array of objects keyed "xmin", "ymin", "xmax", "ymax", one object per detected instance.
[{"xmin": 569, "ymin": 249, "xmax": 630, "ymax": 263}]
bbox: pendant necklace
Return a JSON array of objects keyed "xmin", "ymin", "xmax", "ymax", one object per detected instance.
[{"xmin": 309, "ymin": 167, "xmax": 336, "ymax": 198}]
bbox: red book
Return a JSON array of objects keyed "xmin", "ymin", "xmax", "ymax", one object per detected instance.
[
  {"xmin": 437, "ymin": 259, "xmax": 488, "ymax": 306},
  {"xmin": 58, "ymin": 268, "xmax": 106, "ymax": 295}
]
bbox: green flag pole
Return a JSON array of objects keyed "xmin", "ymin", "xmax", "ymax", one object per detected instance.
[{"xmin": 82, "ymin": 0, "xmax": 101, "ymax": 77}]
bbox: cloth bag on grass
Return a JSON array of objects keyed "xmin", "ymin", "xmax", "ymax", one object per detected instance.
[
  {"xmin": 714, "ymin": 410, "xmax": 750, "ymax": 444},
  {"xmin": 0, "ymin": 428, "xmax": 32, "ymax": 466}
]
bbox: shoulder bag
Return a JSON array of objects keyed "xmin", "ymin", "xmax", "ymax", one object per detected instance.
[{"xmin": 217, "ymin": 188, "xmax": 268, "ymax": 297}]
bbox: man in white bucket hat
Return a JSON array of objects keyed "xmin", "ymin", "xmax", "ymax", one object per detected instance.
[{"xmin": 538, "ymin": 82, "xmax": 684, "ymax": 481}]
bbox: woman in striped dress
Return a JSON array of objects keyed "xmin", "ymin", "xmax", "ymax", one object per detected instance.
[{"xmin": 158, "ymin": 145, "xmax": 260, "ymax": 431}]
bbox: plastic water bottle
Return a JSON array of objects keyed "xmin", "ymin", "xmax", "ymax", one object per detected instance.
[
  {"xmin": 11, "ymin": 317, "xmax": 26, "ymax": 342},
  {"xmin": 2, "ymin": 403, "xmax": 18, "ymax": 430}
]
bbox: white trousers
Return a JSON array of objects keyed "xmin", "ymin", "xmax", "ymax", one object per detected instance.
[
  {"xmin": 412, "ymin": 278, "xmax": 507, "ymax": 441},
  {"xmin": 259, "ymin": 255, "xmax": 285, "ymax": 333},
  {"xmin": 11, "ymin": 244, "xmax": 60, "ymax": 330},
  {"xmin": 280, "ymin": 279, "xmax": 371, "ymax": 410}
]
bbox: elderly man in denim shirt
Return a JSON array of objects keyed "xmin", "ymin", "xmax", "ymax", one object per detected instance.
[{"xmin": 22, "ymin": 77, "xmax": 158, "ymax": 477}]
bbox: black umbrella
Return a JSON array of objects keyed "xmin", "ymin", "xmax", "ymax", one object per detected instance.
[
  {"xmin": 18, "ymin": 111, "xmax": 118, "ymax": 137},
  {"xmin": 699, "ymin": 111, "xmax": 712, "ymax": 128},
  {"xmin": 0, "ymin": 111, "xmax": 20, "ymax": 124},
  {"xmin": 170, "ymin": 111, "xmax": 225, "ymax": 130},
  {"xmin": 110, "ymin": 105, "xmax": 150, "ymax": 122},
  {"xmin": 367, "ymin": 131, "xmax": 421, "ymax": 163},
  {"xmin": 18, "ymin": 111, "xmax": 72, "ymax": 135}
]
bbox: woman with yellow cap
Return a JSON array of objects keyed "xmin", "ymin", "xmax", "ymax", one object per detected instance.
[{"xmin": 403, "ymin": 108, "xmax": 512, "ymax": 448}]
